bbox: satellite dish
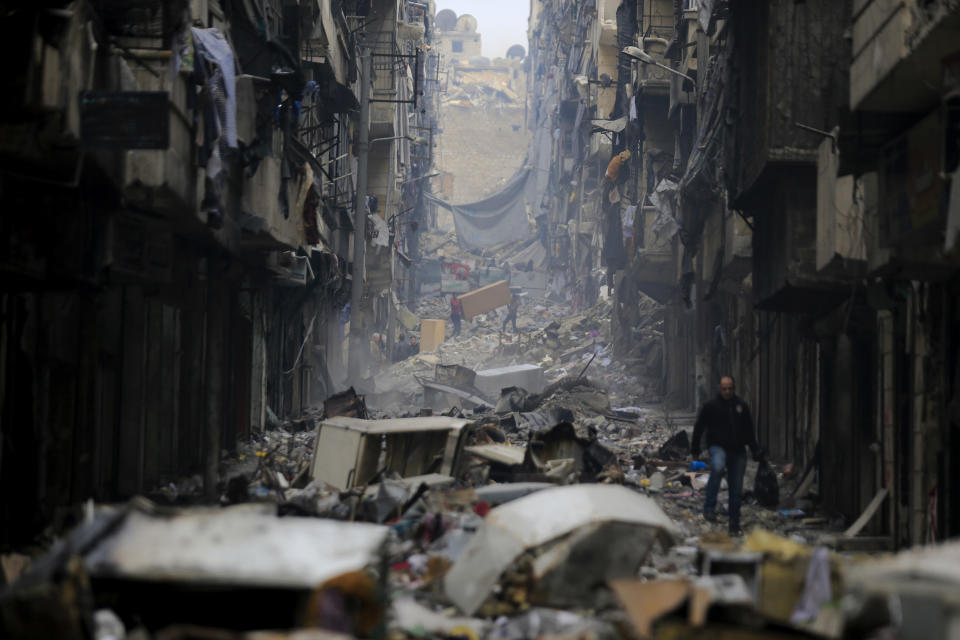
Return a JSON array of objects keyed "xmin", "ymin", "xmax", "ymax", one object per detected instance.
[
  {"xmin": 435, "ymin": 9, "xmax": 457, "ymax": 31},
  {"xmin": 506, "ymin": 44, "xmax": 526, "ymax": 59},
  {"xmin": 456, "ymin": 14, "xmax": 478, "ymax": 33}
]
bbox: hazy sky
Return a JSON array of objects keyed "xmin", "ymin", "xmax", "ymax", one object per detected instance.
[{"xmin": 435, "ymin": 1, "xmax": 529, "ymax": 59}]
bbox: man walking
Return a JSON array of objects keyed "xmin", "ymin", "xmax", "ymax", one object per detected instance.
[
  {"xmin": 691, "ymin": 376, "xmax": 761, "ymax": 536},
  {"xmin": 450, "ymin": 295, "xmax": 462, "ymax": 337},
  {"xmin": 502, "ymin": 297, "xmax": 519, "ymax": 333}
]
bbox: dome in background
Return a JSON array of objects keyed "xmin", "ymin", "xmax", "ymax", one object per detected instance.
[
  {"xmin": 506, "ymin": 44, "xmax": 526, "ymax": 59},
  {"xmin": 455, "ymin": 14, "xmax": 478, "ymax": 33},
  {"xmin": 435, "ymin": 8, "xmax": 457, "ymax": 31}
]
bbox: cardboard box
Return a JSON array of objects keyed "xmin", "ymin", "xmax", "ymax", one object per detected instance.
[
  {"xmin": 459, "ymin": 280, "xmax": 511, "ymax": 319},
  {"xmin": 420, "ymin": 319, "xmax": 446, "ymax": 352}
]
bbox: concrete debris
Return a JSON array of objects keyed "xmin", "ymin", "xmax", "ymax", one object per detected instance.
[{"xmin": 842, "ymin": 539, "xmax": 960, "ymax": 639}]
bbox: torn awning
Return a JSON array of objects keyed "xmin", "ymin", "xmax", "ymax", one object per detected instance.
[
  {"xmin": 426, "ymin": 168, "xmax": 533, "ymax": 250},
  {"xmin": 591, "ymin": 116, "xmax": 628, "ymax": 133}
]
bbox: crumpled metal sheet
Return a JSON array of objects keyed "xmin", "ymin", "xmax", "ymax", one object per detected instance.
[{"xmin": 443, "ymin": 484, "xmax": 679, "ymax": 614}]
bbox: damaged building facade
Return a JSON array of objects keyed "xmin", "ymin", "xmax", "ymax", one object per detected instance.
[
  {"xmin": 528, "ymin": 0, "xmax": 960, "ymax": 547},
  {"xmin": 0, "ymin": 0, "xmax": 441, "ymax": 543}
]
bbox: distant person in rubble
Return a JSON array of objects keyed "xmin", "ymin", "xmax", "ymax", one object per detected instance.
[
  {"xmin": 392, "ymin": 334, "xmax": 418, "ymax": 362},
  {"xmin": 690, "ymin": 375, "xmax": 762, "ymax": 536},
  {"xmin": 502, "ymin": 297, "xmax": 519, "ymax": 333},
  {"xmin": 450, "ymin": 295, "xmax": 463, "ymax": 337}
]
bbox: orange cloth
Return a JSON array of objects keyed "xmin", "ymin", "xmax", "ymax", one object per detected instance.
[{"xmin": 604, "ymin": 150, "xmax": 632, "ymax": 182}]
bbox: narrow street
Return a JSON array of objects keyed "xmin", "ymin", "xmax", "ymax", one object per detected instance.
[{"xmin": 1, "ymin": 0, "xmax": 959, "ymax": 639}]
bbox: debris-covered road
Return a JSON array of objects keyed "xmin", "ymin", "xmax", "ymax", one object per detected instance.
[{"xmin": 1, "ymin": 274, "xmax": 950, "ymax": 640}]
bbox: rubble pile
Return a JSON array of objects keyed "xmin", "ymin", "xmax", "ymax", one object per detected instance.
[
  {"xmin": 444, "ymin": 69, "xmax": 522, "ymax": 109},
  {"xmin": 383, "ymin": 288, "xmax": 659, "ymax": 414},
  {"xmin": 1, "ymin": 380, "xmax": 953, "ymax": 640},
  {"xmin": 1, "ymin": 247, "xmax": 950, "ymax": 640}
]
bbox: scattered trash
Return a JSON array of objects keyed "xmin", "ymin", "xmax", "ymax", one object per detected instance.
[
  {"xmin": 755, "ymin": 460, "xmax": 780, "ymax": 508},
  {"xmin": 657, "ymin": 430, "xmax": 690, "ymax": 461},
  {"xmin": 779, "ymin": 509, "xmax": 806, "ymax": 518}
]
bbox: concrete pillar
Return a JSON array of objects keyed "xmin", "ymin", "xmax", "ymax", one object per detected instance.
[
  {"xmin": 204, "ymin": 276, "xmax": 226, "ymax": 503},
  {"xmin": 118, "ymin": 286, "xmax": 146, "ymax": 497},
  {"xmin": 249, "ymin": 291, "xmax": 266, "ymax": 434}
]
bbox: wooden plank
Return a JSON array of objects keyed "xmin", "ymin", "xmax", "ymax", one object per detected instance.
[
  {"xmin": 844, "ymin": 487, "xmax": 889, "ymax": 538},
  {"xmin": 458, "ymin": 280, "xmax": 511, "ymax": 319}
]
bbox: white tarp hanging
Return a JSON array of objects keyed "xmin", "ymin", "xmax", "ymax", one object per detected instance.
[
  {"xmin": 649, "ymin": 178, "xmax": 681, "ymax": 239},
  {"xmin": 426, "ymin": 169, "xmax": 533, "ymax": 250}
]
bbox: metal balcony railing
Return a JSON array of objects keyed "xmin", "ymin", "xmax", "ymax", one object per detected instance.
[{"xmin": 365, "ymin": 30, "xmax": 400, "ymax": 95}]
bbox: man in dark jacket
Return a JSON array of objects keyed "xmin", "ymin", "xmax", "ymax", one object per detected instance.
[{"xmin": 691, "ymin": 376, "xmax": 761, "ymax": 536}]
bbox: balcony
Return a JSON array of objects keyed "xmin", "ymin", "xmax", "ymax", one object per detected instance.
[
  {"xmin": 116, "ymin": 54, "xmax": 195, "ymax": 219},
  {"xmin": 867, "ymin": 110, "xmax": 956, "ymax": 281},
  {"xmin": 722, "ymin": 214, "xmax": 753, "ymax": 290},
  {"xmin": 598, "ymin": 0, "xmax": 620, "ymax": 47},
  {"xmin": 816, "ymin": 138, "xmax": 868, "ymax": 279},
  {"xmin": 631, "ymin": 250, "xmax": 678, "ymax": 304},
  {"xmin": 0, "ymin": 6, "xmax": 95, "ymax": 183},
  {"xmin": 368, "ymin": 30, "xmax": 401, "ymax": 138},
  {"xmin": 629, "ymin": 206, "xmax": 678, "ymax": 303},
  {"xmin": 637, "ymin": 38, "xmax": 673, "ymax": 95},
  {"xmin": 851, "ymin": 0, "xmax": 960, "ymax": 112},
  {"xmin": 238, "ymin": 154, "xmax": 304, "ymax": 251},
  {"xmin": 237, "ymin": 75, "xmax": 304, "ymax": 252},
  {"xmin": 669, "ymin": 9, "xmax": 701, "ymax": 115}
]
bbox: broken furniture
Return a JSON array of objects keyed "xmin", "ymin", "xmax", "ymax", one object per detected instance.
[
  {"xmin": 420, "ymin": 319, "xmax": 446, "ymax": 352},
  {"xmin": 308, "ymin": 416, "xmax": 472, "ymax": 489},
  {"xmin": 458, "ymin": 280, "xmax": 511, "ymax": 319},
  {"xmin": 475, "ymin": 364, "xmax": 545, "ymax": 397}
]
